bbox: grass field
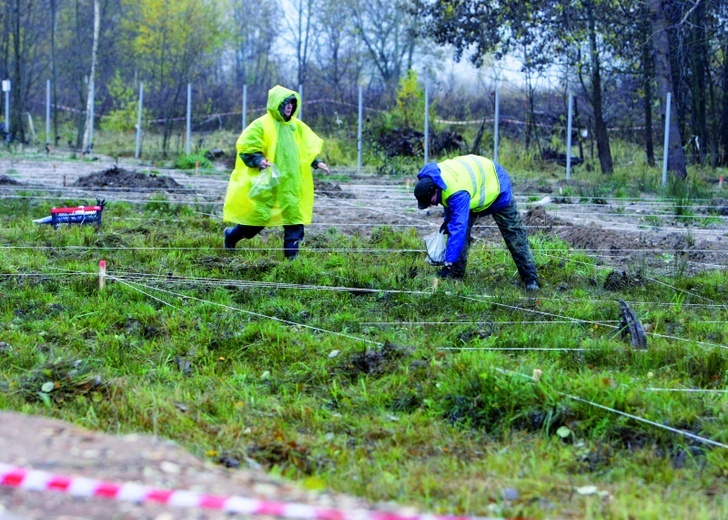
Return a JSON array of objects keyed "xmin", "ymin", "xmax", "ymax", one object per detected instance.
[{"xmin": 1, "ymin": 150, "xmax": 728, "ymax": 518}]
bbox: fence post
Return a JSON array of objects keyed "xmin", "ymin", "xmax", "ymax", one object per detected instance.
[
  {"xmin": 135, "ymin": 82, "xmax": 144, "ymax": 159},
  {"xmin": 89, "ymin": 82, "xmax": 95, "ymax": 152},
  {"xmin": 493, "ymin": 85, "xmax": 500, "ymax": 164},
  {"xmin": 242, "ymin": 84, "xmax": 247, "ymax": 131},
  {"xmin": 424, "ymin": 82, "xmax": 429, "ymax": 165},
  {"xmin": 46, "ymin": 80, "xmax": 51, "ymax": 147},
  {"xmin": 185, "ymin": 83, "xmax": 192, "ymax": 155},
  {"xmin": 566, "ymin": 90, "xmax": 573, "ymax": 181},
  {"xmin": 298, "ymin": 83, "xmax": 303, "ymax": 121},
  {"xmin": 357, "ymin": 85, "xmax": 363, "ymax": 173},
  {"xmin": 2, "ymin": 80, "xmax": 10, "ymax": 134},
  {"xmin": 662, "ymin": 92, "xmax": 671, "ymax": 187}
]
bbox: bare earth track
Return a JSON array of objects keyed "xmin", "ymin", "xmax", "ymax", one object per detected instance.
[{"xmin": 0, "ymin": 155, "xmax": 727, "ymax": 518}]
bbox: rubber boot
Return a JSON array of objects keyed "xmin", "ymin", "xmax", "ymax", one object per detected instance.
[
  {"xmin": 283, "ymin": 225, "xmax": 305, "ymax": 259},
  {"xmin": 224, "ymin": 225, "xmax": 262, "ymax": 249}
]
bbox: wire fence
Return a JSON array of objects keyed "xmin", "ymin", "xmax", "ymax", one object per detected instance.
[{"xmin": 6, "ymin": 80, "xmax": 703, "ymax": 179}]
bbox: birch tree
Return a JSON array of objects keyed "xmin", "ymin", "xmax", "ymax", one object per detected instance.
[{"xmin": 81, "ymin": 0, "xmax": 100, "ymax": 152}]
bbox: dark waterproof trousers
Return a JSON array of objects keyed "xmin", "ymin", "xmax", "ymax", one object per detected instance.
[
  {"xmin": 225, "ymin": 224, "xmax": 305, "ymax": 259},
  {"xmin": 452, "ymin": 199, "xmax": 538, "ymax": 283}
]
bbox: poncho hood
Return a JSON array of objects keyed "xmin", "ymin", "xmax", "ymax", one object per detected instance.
[{"xmin": 267, "ymin": 85, "xmax": 300, "ymax": 122}]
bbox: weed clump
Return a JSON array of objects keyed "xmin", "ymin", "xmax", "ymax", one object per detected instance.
[
  {"xmin": 17, "ymin": 358, "xmax": 107, "ymax": 406},
  {"xmin": 439, "ymin": 369, "xmax": 552, "ymax": 436},
  {"xmin": 338, "ymin": 341, "xmax": 414, "ymax": 378},
  {"xmin": 603, "ymin": 270, "xmax": 646, "ymax": 291}
]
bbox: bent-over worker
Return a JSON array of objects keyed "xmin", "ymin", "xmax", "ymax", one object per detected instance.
[{"xmin": 413, "ymin": 154, "xmax": 539, "ymax": 290}]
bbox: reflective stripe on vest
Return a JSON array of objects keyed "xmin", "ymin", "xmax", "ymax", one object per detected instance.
[{"xmin": 439, "ymin": 155, "xmax": 500, "ymax": 212}]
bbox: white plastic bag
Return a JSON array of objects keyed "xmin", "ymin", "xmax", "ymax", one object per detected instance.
[
  {"xmin": 423, "ymin": 231, "xmax": 448, "ymax": 265},
  {"xmin": 249, "ymin": 163, "xmax": 281, "ymax": 198}
]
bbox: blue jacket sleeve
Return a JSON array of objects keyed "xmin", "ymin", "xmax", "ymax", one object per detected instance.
[{"xmin": 443, "ymin": 191, "xmax": 471, "ymax": 263}]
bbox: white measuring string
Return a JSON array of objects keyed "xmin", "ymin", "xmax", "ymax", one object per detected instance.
[
  {"xmin": 646, "ymin": 388, "xmax": 728, "ymax": 394},
  {"xmin": 114, "ymin": 271, "xmax": 433, "ymax": 296},
  {"xmin": 359, "ymin": 320, "xmax": 620, "ymax": 326},
  {"xmin": 8, "ymin": 267, "xmax": 724, "ymax": 351},
  {"xmin": 314, "ymin": 198, "xmax": 439, "ymax": 226},
  {"xmin": 541, "ymin": 252, "xmax": 727, "ymax": 306},
  {"xmin": 460, "ymin": 293, "xmax": 728, "ymax": 352},
  {"xmin": 110, "ymin": 275, "xmax": 381, "ymax": 346},
  {"xmin": 497, "ymin": 368, "xmax": 728, "ymax": 450},
  {"xmin": 439, "ymin": 347, "xmax": 587, "ymax": 351},
  {"xmin": 122, "ymin": 269, "xmax": 728, "ymax": 354},
  {"xmin": 113, "ymin": 278, "xmax": 183, "ymax": 311}
]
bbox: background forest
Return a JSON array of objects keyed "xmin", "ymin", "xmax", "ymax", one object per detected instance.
[{"xmin": 0, "ymin": 0, "xmax": 727, "ymax": 178}]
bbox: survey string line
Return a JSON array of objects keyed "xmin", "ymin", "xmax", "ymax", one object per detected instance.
[
  {"xmin": 3, "ymin": 269, "xmax": 725, "ymax": 350},
  {"xmin": 4, "ymin": 244, "xmax": 727, "ymax": 259},
  {"xmin": 114, "ymin": 278, "xmax": 183, "ymax": 311},
  {"xmin": 541, "ymin": 252, "xmax": 727, "ymax": 305},
  {"xmin": 497, "ymin": 368, "xmax": 728, "ymax": 450},
  {"xmin": 360, "ymin": 320, "xmax": 620, "ymax": 326},
  {"xmin": 110, "ymin": 276, "xmax": 381, "ymax": 346},
  {"xmin": 460, "ymin": 294, "xmax": 728, "ymax": 352},
  {"xmin": 646, "ymin": 388, "xmax": 728, "ymax": 393},
  {"xmin": 2, "ymin": 269, "xmax": 725, "ymax": 313},
  {"xmin": 439, "ymin": 347, "xmax": 587, "ymax": 351}
]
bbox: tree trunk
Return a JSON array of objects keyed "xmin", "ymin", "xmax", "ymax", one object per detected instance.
[
  {"xmin": 82, "ymin": 0, "xmax": 100, "ymax": 153},
  {"xmin": 722, "ymin": 42, "xmax": 728, "ymax": 166},
  {"xmin": 648, "ymin": 0, "xmax": 687, "ymax": 179},
  {"xmin": 11, "ymin": 0, "xmax": 24, "ymax": 143},
  {"xmin": 688, "ymin": 0, "xmax": 707, "ymax": 165},
  {"xmin": 51, "ymin": 0, "xmax": 58, "ymax": 145},
  {"xmin": 470, "ymin": 117, "xmax": 486, "ymax": 155},
  {"xmin": 641, "ymin": 26, "xmax": 655, "ymax": 167},
  {"xmin": 586, "ymin": 0, "xmax": 613, "ymax": 174}
]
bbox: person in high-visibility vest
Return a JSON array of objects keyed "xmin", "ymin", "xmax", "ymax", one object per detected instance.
[
  {"xmin": 413, "ymin": 155, "xmax": 539, "ymax": 290},
  {"xmin": 223, "ymin": 85, "xmax": 331, "ymax": 259}
]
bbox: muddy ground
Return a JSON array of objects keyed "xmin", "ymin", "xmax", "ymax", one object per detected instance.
[
  {"xmin": 0, "ymin": 155, "xmax": 726, "ymax": 518},
  {"xmin": 2, "ymin": 156, "xmax": 725, "ymax": 276}
]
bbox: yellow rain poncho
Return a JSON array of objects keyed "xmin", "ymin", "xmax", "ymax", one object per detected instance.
[{"xmin": 223, "ymin": 85, "xmax": 323, "ymax": 226}]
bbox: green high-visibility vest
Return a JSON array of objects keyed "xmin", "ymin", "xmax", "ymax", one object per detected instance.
[{"xmin": 440, "ymin": 155, "xmax": 500, "ymax": 211}]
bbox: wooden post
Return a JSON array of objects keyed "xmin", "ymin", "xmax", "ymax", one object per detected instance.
[{"xmin": 99, "ymin": 260, "xmax": 106, "ymax": 290}]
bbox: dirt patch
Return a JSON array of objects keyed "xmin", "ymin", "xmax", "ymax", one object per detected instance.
[
  {"xmin": 74, "ymin": 165, "xmax": 184, "ymax": 191},
  {"xmin": 0, "ymin": 411, "xmax": 371, "ymax": 520},
  {"xmin": 523, "ymin": 206, "xmax": 567, "ymax": 232},
  {"xmin": 314, "ymin": 180, "xmax": 355, "ymax": 199},
  {"xmin": 339, "ymin": 341, "xmax": 414, "ymax": 378},
  {"xmin": 0, "ymin": 175, "xmax": 20, "ymax": 185},
  {"xmin": 603, "ymin": 270, "xmax": 646, "ymax": 291},
  {"xmin": 557, "ymin": 223, "xmax": 640, "ymax": 253}
]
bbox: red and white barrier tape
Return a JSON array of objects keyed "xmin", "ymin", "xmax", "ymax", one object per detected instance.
[{"xmin": 0, "ymin": 463, "xmax": 508, "ymax": 520}]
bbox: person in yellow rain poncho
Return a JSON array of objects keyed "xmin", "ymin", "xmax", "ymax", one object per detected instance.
[{"xmin": 223, "ymin": 85, "xmax": 331, "ymax": 259}]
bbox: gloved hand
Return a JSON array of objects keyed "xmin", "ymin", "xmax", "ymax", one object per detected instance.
[
  {"xmin": 437, "ymin": 265, "xmax": 454, "ymax": 278},
  {"xmin": 439, "ymin": 222, "xmax": 449, "ymax": 235}
]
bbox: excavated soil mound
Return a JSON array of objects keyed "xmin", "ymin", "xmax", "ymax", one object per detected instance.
[
  {"xmin": 0, "ymin": 175, "xmax": 20, "ymax": 185},
  {"xmin": 523, "ymin": 206, "xmax": 565, "ymax": 232},
  {"xmin": 603, "ymin": 269, "xmax": 647, "ymax": 291},
  {"xmin": 314, "ymin": 180, "xmax": 356, "ymax": 199},
  {"xmin": 74, "ymin": 165, "xmax": 183, "ymax": 191},
  {"xmin": 558, "ymin": 224, "xmax": 697, "ymax": 254}
]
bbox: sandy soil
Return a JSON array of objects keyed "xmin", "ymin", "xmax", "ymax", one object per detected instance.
[{"xmin": 0, "ymin": 411, "xmax": 370, "ymax": 520}]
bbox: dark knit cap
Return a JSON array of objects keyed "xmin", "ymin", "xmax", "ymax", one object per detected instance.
[{"xmin": 414, "ymin": 177, "xmax": 437, "ymax": 209}]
